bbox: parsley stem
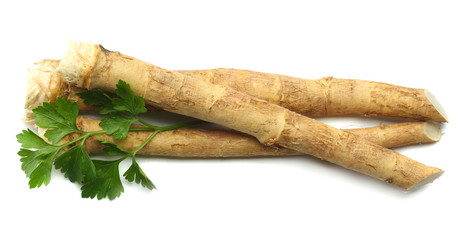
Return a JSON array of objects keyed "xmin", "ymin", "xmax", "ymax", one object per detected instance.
[
  {"xmin": 128, "ymin": 120, "xmax": 205, "ymax": 156},
  {"xmin": 136, "ymin": 119, "xmax": 205, "ymax": 131},
  {"xmin": 157, "ymin": 120, "xmax": 205, "ymax": 131},
  {"xmin": 129, "ymin": 127, "xmax": 158, "ymax": 131},
  {"xmin": 131, "ymin": 130, "xmax": 160, "ymax": 155},
  {"xmin": 82, "ymin": 130, "xmax": 108, "ymax": 135},
  {"xmin": 137, "ymin": 118, "xmax": 159, "ymax": 130},
  {"xmin": 59, "ymin": 130, "xmax": 107, "ymax": 148},
  {"xmin": 116, "ymin": 154, "xmax": 130, "ymax": 163}
]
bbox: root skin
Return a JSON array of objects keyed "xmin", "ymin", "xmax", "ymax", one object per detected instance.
[{"xmin": 56, "ymin": 41, "xmax": 444, "ymax": 190}]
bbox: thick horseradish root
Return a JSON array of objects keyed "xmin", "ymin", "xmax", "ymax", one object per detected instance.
[
  {"xmin": 26, "ymin": 59, "xmax": 447, "ymax": 123},
  {"xmin": 56, "ymin": 41, "xmax": 443, "ymax": 190},
  {"xmin": 70, "ymin": 117, "xmax": 441, "ymax": 157}
]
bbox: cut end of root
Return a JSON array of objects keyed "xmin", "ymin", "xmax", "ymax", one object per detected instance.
[
  {"xmin": 406, "ymin": 169, "xmax": 444, "ymax": 192},
  {"xmin": 24, "ymin": 60, "xmax": 63, "ymax": 124},
  {"xmin": 423, "ymin": 121, "xmax": 442, "ymax": 142},
  {"xmin": 425, "ymin": 90, "xmax": 448, "ymax": 122},
  {"xmin": 57, "ymin": 40, "xmax": 100, "ymax": 88}
]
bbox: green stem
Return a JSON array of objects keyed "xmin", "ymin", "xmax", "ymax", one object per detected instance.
[
  {"xmin": 115, "ymin": 154, "xmax": 130, "ymax": 164},
  {"xmin": 58, "ymin": 130, "xmax": 107, "ymax": 148},
  {"xmin": 131, "ymin": 130, "xmax": 160, "ymax": 155},
  {"xmin": 129, "ymin": 127, "xmax": 158, "ymax": 131},
  {"xmin": 126, "ymin": 120, "xmax": 205, "ymax": 161},
  {"xmin": 137, "ymin": 118, "xmax": 160, "ymax": 130},
  {"xmin": 82, "ymin": 130, "xmax": 107, "ymax": 135},
  {"xmin": 133, "ymin": 119, "xmax": 205, "ymax": 131},
  {"xmin": 157, "ymin": 120, "xmax": 205, "ymax": 131}
]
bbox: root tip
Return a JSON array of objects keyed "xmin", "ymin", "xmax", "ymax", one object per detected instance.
[
  {"xmin": 406, "ymin": 169, "xmax": 444, "ymax": 192},
  {"xmin": 425, "ymin": 90, "xmax": 448, "ymax": 122},
  {"xmin": 423, "ymin": 121, "xmax": 442, "ymax": 142}
]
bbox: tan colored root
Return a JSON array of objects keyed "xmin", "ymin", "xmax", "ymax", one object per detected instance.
[
  {"xmin": 177, "ymin": 70, "xmax": 447, "ymax": 122},
  {"xmin": 56, "ymin": 41, "xmax": 443, "ymax": 190},
  {"xmin": 26, "ymin": 59, "xmax": 447, "ymax": 123},
  {"xmin": 347, "ymin": 121, "xmax": 441, "ymax": 148},
  {"xmin": 70, "ymin": 117, "xmax": 440, "ymax": 157}
]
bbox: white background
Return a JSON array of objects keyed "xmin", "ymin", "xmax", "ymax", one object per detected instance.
[{"xmin": 1, "ymin": 1, "xmax": 459, "ymax": 239}]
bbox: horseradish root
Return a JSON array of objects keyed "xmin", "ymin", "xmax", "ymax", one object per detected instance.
[
  {"xmin": 180, "ymin": 69, "xmax": 448, "ymax": 122},
  {"xmin": 26, "ymin": 59, "xmax": 447, "ymax": 123},
  {"xmin": 56, "ymin": 41, "xmax": 443, "ymax": 190},
  {"xmin": 71, "ymin": 117, "xmax": 441, "ymax": 157}
]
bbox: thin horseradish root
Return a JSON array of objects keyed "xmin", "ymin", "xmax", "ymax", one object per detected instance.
[
  {"xmin": 179, "ymin": 69, "xmax": 448, "ymax": 122},
  {"xmin": 56, "ymin": 41, "xmax": 444, "ymax": 191},
  {"xmin": 25, "ymin": 59, "xmax": 447, "ymax": 123},
  {"xmin": 71, "ymin": 117, "xmax": 441, "ymax": 157}
]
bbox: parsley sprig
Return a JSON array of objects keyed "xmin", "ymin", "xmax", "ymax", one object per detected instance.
[{"xmin": 17, "ymin": 80, "xmax": 202, "ymax": 200}]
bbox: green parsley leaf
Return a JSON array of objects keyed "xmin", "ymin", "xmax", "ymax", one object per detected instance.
[
  {"xmin": 124, "ymin": 160, "xmax": 156, "ymax": 190},
  {"xmin": 112, "ymin": 80, "xmax": 147, "ymax": 116},
  {"xmin": 17, "ymin": 149, "xmax": 41, "ymax": 177},
  {"xmin": 81, "ymin": 160, "xmax": 124, "ymax": 200},
  {"xmin": 96, "ymin": 139, "xmax": 129, "ymax": 156},
  {"xmin": 54, "ymin": 145, "xmax": 96, "ymax": 183},
  {"xmin": 77, "ymin": 89, "xmax": 117, "ymax": 114},
  {"xmin": 17, "ymin": 129, "xmax": 60, "ymax": 187},
  {"xmin": 99, "ymin": 113, "xmax": 135, "ymax": 140},
  {"xmin": 17, "ymin": 129, "xmax": 53, "ymax": 149},
  {"xmin": 28, "ymin": 152, "xmax": 56, "ymax": 188},
  {"xmin": 33, "ymin": 98, "xmax": 80, "ymax": 143}
]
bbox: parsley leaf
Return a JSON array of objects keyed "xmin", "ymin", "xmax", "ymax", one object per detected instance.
[
  {"xmin": 99, "ymin": 113, "xmax": 135, "ymax": 140},
  {"xmin": 17, "ymin": 129, "xmax": 54, "ymax": 150},
  {"xmin": 81, "ymin": 160, "xmax": 124, "ymax": 200},
  {"xmin": 28, "ymin": 153, "xmax": 56, "ymax": 188},
  {"xmin": 76, "ymin": 80, "xmax": 146, "ymax": 116},
  {"xmin": 19, "ymin": 149, "xmax": 56, "ymax": 188},
  {"xmin": 33, "ymin": 98, "xmax": 80, "ymax": 143},
  {"xmin": 77, "ymin": 89, "xmax": 116, "ymax": 114},
  {"xmin": 17, "ymin": 149, "xmax": 41, "ymax": 177},
  {"xmin": 54, "ymin": 144, "xmax": 96, "ymax": 183},
  {"xmin": 97, "ymin": 139, "xmax": 129, "ymax": 156},
  {"xmin": 17, "ymin": 129, "xmax": 60, "ymax": 187},
  {"xmin": 112, "ymin": 80, "xmax": 147, "ymax": 116},
  {"xmin": 124, "ymin": 160, "xmax": 156, "ymax": 190}
]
